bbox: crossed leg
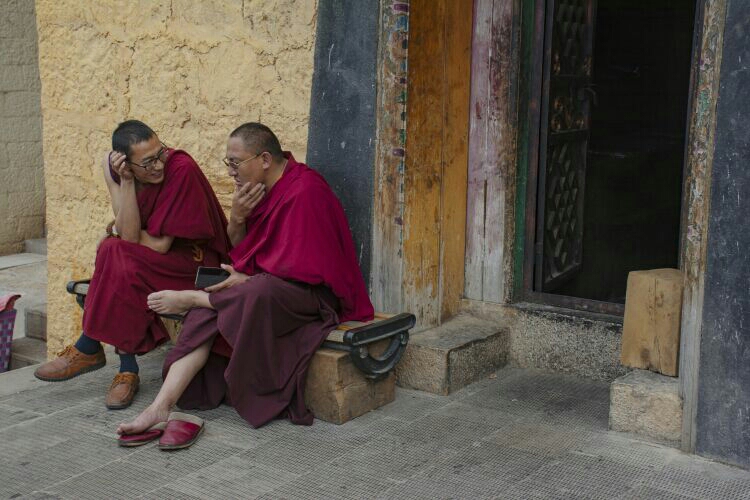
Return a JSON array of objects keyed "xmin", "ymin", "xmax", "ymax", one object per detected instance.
[{"xmin": 117, "ymin": 338, "xmax": 212, "ymax": 435}]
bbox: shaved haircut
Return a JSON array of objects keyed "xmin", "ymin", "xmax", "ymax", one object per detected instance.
[
  {"xmin": 230, "ymin": 122, "xmax": 283, "ymax": 161},
  {"xmin": 112, "ymin": 120, "xmax": 155, "ymax": 157}
]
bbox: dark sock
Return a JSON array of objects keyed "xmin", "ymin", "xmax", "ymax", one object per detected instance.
[
  {"xmin": 74, "ymin": 333, "xmax": 101, "ymax": 355},
  {"xmin": 118, "ymin": 354, "xmax": 139, "ymax": 374}
]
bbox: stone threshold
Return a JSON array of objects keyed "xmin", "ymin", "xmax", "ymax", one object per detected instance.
[{"xmin": 395, "ymin": 313, "xmax": 509, "ymax": 395}]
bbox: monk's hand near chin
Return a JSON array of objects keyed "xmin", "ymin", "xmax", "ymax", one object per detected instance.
[
  {"xmin": 230, "ymin": 182, "xmax": 265, "ymax": 224},
  {"xmin": 204, "ymin": 264, "xmax": 249, "ymax": 292},
  {"xmin": 110, "ymin": 151, "xmax": 134, "ymax": 181}
]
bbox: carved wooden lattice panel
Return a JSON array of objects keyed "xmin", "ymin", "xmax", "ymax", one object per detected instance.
[{"xmin": 535, "ymin": 0, "xmax": 595, "ymax": 292}]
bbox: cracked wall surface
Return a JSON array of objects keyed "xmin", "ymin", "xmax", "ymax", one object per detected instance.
[
  {"xmin": 0, "ymin": 0, "xmax": 45, "ymax": 256},
  {"xmin": 35, "ymin": 0, "xmax": 319, "ymax": 353}
]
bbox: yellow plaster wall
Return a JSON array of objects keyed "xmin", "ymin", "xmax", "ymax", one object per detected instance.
[{"xmin": 35, "ymin": 0, "xmax": 318, "ymax": 354}]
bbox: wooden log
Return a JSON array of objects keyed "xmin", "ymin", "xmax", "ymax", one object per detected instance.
[
  {"xmin": 305, "ymin": 346, "xmax": 396, "ymax": 425},
  {"xmin": 621, "ymin": 268, "xmax": 683, "ymax": 376}
]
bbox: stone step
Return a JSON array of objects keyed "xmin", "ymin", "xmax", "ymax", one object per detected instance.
[
  {"xmin": 0, "ymin": 253, "xmax": 46, "ymax": 271},
  {"xmin": 10, "ymin": 337, "xmax": 47, "ymax": 370},
  {"xmin": 25, "ymin": 305, "xmax": 46, "ymax": 341},
  {"xmin": 609, "ymin": 368, "xmax": 682, "ymax": 447},
  {"xmin": 24, "ymin": 238, "xmax": 47, "ymax": 256},
  {"xmin": 395, "ymin": 314, "xmax": 509, "ymax": 395}
]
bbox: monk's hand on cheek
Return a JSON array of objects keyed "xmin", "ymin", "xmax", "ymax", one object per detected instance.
[
  {"xmin": 204, "ymin": 264, "xmax": 250, "ymax": 292},
  {"xmin": 110, "ymin": 151, "xmax": 134, "ymax": 182},
  {"xmin": 231, "ymin": 182, "xmax": 265, "ymax": 223}
]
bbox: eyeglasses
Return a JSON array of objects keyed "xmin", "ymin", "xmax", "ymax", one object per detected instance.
[
  {"xmin": 128, "ymin": 143, "xmax": 168, "ymax": 170},
  {"xmin": 222, "ymin": 152, "xmax": 263, "ymax": 169}
]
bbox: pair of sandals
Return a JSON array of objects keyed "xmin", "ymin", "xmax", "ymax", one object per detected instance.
[{"xmin": 117, "ymin": 412, "xmax": 204, "ymax": 450}]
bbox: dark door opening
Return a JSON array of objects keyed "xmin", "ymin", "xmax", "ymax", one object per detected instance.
[{"xmin": 528, "ymin": 0, "xmax": 696, "ymax": 311}]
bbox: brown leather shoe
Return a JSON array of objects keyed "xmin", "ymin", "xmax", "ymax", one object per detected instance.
[
  {"xmin": 106, "ymin": 372, "xmax": 139, "ymax": 409},
  {"xmin": 33, "ymin": 345, "xmax": 106, "ymax": 382}
]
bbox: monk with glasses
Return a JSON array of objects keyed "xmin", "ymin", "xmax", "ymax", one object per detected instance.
[{"xmin": 35, "ymin": 120, "xmax": 230, "ymax": 410}]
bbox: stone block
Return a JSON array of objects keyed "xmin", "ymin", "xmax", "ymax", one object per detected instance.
[
  {"xmin": 0, "ymin": 91, "xmax": 42, "ymax": 118},
  {"xmin": 305, "ymin": 348, "xmax": 396, "ymax": 424},
  {"xmin": 609, "ymin": 369, "xmax": 682, "ymax": 446},
  {"xmin": 25, "ymin": 305, "xmax": 46, "ymax": 341},
  {"xmin": 1, "ymin": 165, "xmax": 35, "ymax": 193},
  {"xmin": 7, "ymin": 141, "xmax": 43, "ymax": 168},
  {"xmin": 395, "ymin": 314, "xmax": 508, "ymax": 395},
  {"xmin": 24, "ymin": 238, "xmax": 47, "ymax": 255},
  {"xmin": 0, "ymin": 10, "xmax": 37, "ymax": 39},
  {"xmin": 0, "ymin": 65, "xmax": 39, "ymax": 91},
  {"xmin": 8, "ymin": 192, "xmax": 44, "ymax": 217},
  {"xmin": 621, "ymin": 269, "xmax": 683, "ymax": 376},
  {"xmin": 0, "ymin": 116, "xmax": 42, "ymax": 143},
  {"xmin": 0, "ymin": 38, "xmax": 38, "ymax": 66},
  {"xmin": 0, "ymin": 143, "xmax": 8, "ymax": 168},
  {"xmin": 3, "ymin": 0, "xmax": 36, "ymax": 15}
]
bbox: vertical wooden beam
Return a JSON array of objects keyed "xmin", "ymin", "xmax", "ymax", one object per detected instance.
[
  {"xmin": 465, "ymin": 0, "xmax": 519, "ymax": 303},
  {"xmin": 403, "ymin": 0, "xmax": 445, "ymax": 326},
  {"xmin": 440, "ymin": 1, "xmax": 473, "ymax": 320},
  {"xmin": 403, "ymin": 0, "xmax": 473, "ymax": 327},
  {"xmin": 372, "ymin": 1, "xmax": 410, "ymax": 313},
  {"xmin": 678, "ymin": 0, "xmax": 727, "ymax": 453}
]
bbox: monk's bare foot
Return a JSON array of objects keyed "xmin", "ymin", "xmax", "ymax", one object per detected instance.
[
  {"xmin": 116, "ymin": 403, "xmax": 170, "ymax": 435},
  {"xmin": 147, "ymin": 290, "xmax": 196, "ymax": 315}
]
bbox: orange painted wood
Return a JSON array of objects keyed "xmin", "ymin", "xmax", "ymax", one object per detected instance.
[
  {"xmin": 404, "ymin": 0, "xmax": 446, "ymax": 327},
  {"xmin": 403, "ymin": 0, "xmax": 473, "ymax": 327},
  {"xmin": 440, "ymin": 0, "xmax": 472, "ymax": 320}
]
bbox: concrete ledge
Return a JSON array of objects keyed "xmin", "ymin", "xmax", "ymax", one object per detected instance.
[
  {"xmin": 10, "ymin": 337, "xmax": 46, "ymax": 370},
  {"xmin": 609, "ymin": 369, "xmax": 682, "ymax": 446},
  {"xmin": 395, "ymin": 314, "xmax": 509, "ymax": 395},
  {"xmin": 0, "ymin": 253, "xmax": 46, "ymax": 271}
]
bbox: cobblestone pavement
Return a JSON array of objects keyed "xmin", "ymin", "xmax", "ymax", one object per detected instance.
[{"xmin": 1, "ymin": 349, "xmax": 749, "ymax": 499}]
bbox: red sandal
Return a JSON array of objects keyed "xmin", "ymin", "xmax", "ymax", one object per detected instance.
[
  {"xmin": 158, "ymin": 412, "xmax": 205, "ymax": 451},
  {"xmin": 117, "ymin": 421, "xmax": 167, "ymax": 447}
]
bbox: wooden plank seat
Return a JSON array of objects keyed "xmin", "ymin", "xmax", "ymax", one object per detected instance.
[
  {"xmin": 66, "ymin": 279, "xmax": 414, "ymax": 380},
  {"xmin": 67, "ymin": 280, "xmax": 414, "ymax": 423}
]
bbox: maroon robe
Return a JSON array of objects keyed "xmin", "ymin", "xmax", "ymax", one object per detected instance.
[
  {"xmin": 164, "ymin": 153, "xmax": 374, "ymax": 427},
  {"xmin": 82, "ymin": 150, "xmax": 230, "ymax": 354}
]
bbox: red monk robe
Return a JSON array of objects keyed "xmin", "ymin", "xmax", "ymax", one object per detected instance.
[
  {"xmin": 164, "ymin": 153, "xmax": 374, "ymax": 427},
  {"xmin": 82, "ymin": 150, "xmax": 230, "ymax": 354}
]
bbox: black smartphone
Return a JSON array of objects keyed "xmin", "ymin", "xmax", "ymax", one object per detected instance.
[{"xmin": 195, "ymin": 266, "xmax": 231, "ymax": 289}]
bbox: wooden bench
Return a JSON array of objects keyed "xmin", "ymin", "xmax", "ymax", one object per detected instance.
[{"xmin": 66, "ymin": 279, "xmax": 415, "ymax": 424}]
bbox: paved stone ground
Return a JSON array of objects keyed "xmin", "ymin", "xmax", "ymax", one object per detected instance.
[{"xmin": 1, "ymin": 349, "xmax": 749, "ymax": 499}]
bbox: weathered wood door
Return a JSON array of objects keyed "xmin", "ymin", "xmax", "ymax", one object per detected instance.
[{"xmin": 535, "ymin": 0, "xmax": 596, "ymax": 292}]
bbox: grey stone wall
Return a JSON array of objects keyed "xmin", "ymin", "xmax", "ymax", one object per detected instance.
[{"xmin": 0, "ymin": 0, "xmax": 44, "ymax": 255}]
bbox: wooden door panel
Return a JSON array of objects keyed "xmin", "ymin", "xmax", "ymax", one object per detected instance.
[{"xmin": 535, "ymin": 0, "xmax": 595, "ymax": 292}]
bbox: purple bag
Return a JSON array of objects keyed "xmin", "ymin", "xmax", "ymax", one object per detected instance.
[{"xmin": 0, "ymin": 294, "xmax": 21, "ymax": 373}]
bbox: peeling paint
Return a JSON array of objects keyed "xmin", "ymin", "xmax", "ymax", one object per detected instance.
[
  {"xmin": 371, "ymin": 0, "xmax": 409, "ymax": 314},
  {"xmin": 679, "ymin": 0, "xmax": 728, "ymax": 453}
]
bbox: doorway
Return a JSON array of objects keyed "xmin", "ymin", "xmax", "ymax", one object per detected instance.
[{"xmin": 524, "ymin": 0, "xmax": 696, "ymax": 314}]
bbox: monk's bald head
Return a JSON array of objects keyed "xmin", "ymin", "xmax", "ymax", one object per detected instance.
[{"xmin": 229, "ymin": 123, "xmax": 283, "ymax": 162}]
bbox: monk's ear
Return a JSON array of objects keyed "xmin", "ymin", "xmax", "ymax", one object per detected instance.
[{"xmin": 261, "ymin": 151, "xmax": 272, "ymax": 170}]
